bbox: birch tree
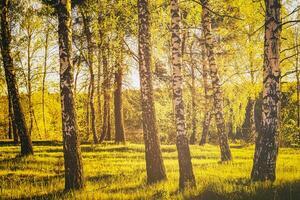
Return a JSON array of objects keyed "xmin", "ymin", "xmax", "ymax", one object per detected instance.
[
  {"xmin": 57, "ymin": 0, "xmax": 84, "ymax": 190},
  {"xmin": 251, "ymin": 0, "xmax": 281, "ymax": 182},
  {"xmin": 171, "ymin": 0, "xmax": 196, "ymax": 189},
  {"xmin": 137, "ymin": 0, "xmax": 167, "ymax": 184},
  {"xmin": 200, "ymin": 0, "xmax": 232, "ymax": 161}
]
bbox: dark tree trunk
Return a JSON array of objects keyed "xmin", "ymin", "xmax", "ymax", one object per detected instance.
[
  {"xmin": 114, "ymin": 63, "xmax": 126, "ymax": 144},
  {"xmin": 244, "ymin": 33, "xmax": 257, "ymax": 144},
  {"xmin": 200, "ymin": 112, "xmax": 212, "ymax": 145},
  {"xmin": 228, "ymin": 107, "xmax": 234, "ymax": 140},
  {"xmin": 57, "ymin": 0, "xmax": 84, "ymax": 190},
  {"xmin": 138, "ymin": 0, "xmax": 167, "ymax": 184},
  {"xmin": 251, "ymin": 0, "xmax": 281, "ymax": 182},
  {"xmin": 81, "ymin": 9, "xmax": 98, "ymax": 144},
  {"xmin": 171, "ymin": 0, "xmax": 196, "ymax": 190},
  {"xmin": 8, "ymin": 99, "xmax": 12, "ymax": 139},
  {"xmin": 1, "ymin": 0, "xmax": 33, "ymax": 155},
  {"xmin": 201, "ymin": 0, "xmax": 232, "ymax": 161},
  {"xmin": 242, "ymin": 98, "xmax": 256, "ymax": 143},
  {"xmin": 8, "ymin": 93, "xmax": 18, "ymax": 143}
]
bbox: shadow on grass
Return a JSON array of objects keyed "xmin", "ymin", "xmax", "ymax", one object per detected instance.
[
  {"xmin": 41, "ymin": 146, "xmax": 134, "ymax": 153},
  {"xmin": 86, "ymin": 174, "xmax": 115, "ymax": 183},
  {"xmin": 0, "ymin": 155, "xmax": 24, "ymax": 165},
  {"xmin": 81, "ymin": 146, "xmax": 132, "ymax": 153},
  {"xmin": 0, "ymin": 140, "xmax": 62, "ymax": 147},
  {"xmin": 189, "ymin": 180, "xmax": 300, "ymax": 200},
  {"xmin": 16, "ymin": 190, "xmax": 66, "ymax": 200},
  {"xmin": 108, "ymin": 184, "xmax": 146, "ymax": 193}
]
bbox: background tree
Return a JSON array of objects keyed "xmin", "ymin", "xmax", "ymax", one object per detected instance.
[
  {"xmin": 200, "ymin": 0, "xmax": 232, "ymax": 161},
  {"xmin": 199, "ymin": 38, "xmax": 213, "ymax": 145},
  {"xmin": 80, "ymin": 5, "xmax": 98, "ymax": 144},
  {"xmin": 114, "ymin": 39, "xmax": 126, "ymax": 144}
]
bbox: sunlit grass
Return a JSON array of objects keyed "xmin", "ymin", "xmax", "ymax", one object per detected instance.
[{"xmin": 0, "ymin": 142, "xmax": 299, "ymax": 199}]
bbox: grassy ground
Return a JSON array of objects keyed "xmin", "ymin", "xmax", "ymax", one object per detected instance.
[{"xmin": 0, "ymin": 141, "xmax": 300, "ymax": 200}]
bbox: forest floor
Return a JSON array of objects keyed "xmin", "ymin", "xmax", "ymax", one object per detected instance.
[{"xmin": 0, "ymin": 141, "xmax": 300, "ymax": 200}]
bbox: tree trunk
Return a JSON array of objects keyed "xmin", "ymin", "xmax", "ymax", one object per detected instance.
[
  {"xmin": 42, "ymin": 26, "xmax": 49, "ymax": 137},
  {"xmin": 97, "ymin": 43, "xmax": 102, "ymax": 134},
  {"xmin": 199, "ymin": 36, "xmax": 212, "ymax": 145},
  {"xmin": 81, "ymin": 9, "xmax": 98, "ymax": 144},
  {"xmin": 242, "ymin": 98, "xmax": 256, "ymax": 142},
  {"xmin": 25, "ymin": 29, "xmax": 40, "ymax": 138},
  {"xmin": 99, "ymin": 42, "xmax": 111, "ymax": 142},
  {"xmin": 57, "ymin": 0, "xmax": 84, "ymax": 190},
  {"xmin": 74, "ymin": 47, "xmax": 82, "ymax": 101},
  {"xmin": 114, "ymin": 62, "xmax": 126, "ymax": 144},
  {"xmin": 246, "ymin": 33, "xmax": 257, "ymax": 143},
  {"xmin": 86, "ymin": 81, "xmax": 90, "ymax": 140},
  {"xmin": 228, "ymin": 107, "xmax": 234, "ymax": 139},
  {"xmin": 106, "ymin": 104, "xmax": 111, "ymax": 140},
  {"xmin": 295, "ymin": 30, "xmax": 300, "ymax": 131},
  {"xmin": 171, "ymin": 0, "xmax": 196, "ymax": 190},
  {"xmin": 8, "ymin": 96, "xmax": 12, "ymax": 139},
  {"xmin": 8, "ymin": 93, "xmax": 18, "ymax": 143},
  {"xmin": 251, "ymin": 0, "xmax": 281, "ymax": 182},
  {"xmin": 1, "ymin": 0, "xmax": 33, "ymax": 156},
  {"xmin": 27, "ymin": 33, "xmax": 34, "ymax": 136},
  {"xmin": 200, "ymin": 0, "xmax": 232, "ymax": 161},
  {"xmin": 189, "ymin": 45, "xmax": 197, "ymax": 145},
  {"xmin": 138, "ymin": 0, "xmax": 167, "ymax": 184}
]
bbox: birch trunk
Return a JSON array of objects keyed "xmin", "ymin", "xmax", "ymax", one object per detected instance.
[
  {"xmin": 199, "ymin": 41, "xmax": 213, "ymax": 145},
  {"xmin": 200, "ymin": 0, "xmax": 232, "ymax": 161},
  {"xmin": 138, "ymin": 0, "xmax": 166, "ymax": 184},
  {"xmin": 171, "ymin": 0, "xmax": 196, "ymax": 189},
  {"xmin": 189, "ymin": 45, "xmax": 197, "ymax": 145},
  {"xmin": 57, "ymin": 0, "xmax": 84, "ymax": 190},
  {"xmin": 251, "ymin": 0, "xmax": 281, "ymax": 182}
]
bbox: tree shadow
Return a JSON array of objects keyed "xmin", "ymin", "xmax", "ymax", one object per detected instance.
[
  {"xmin": 188, "ymin": 180, "xmax": 300, "ymax": 200},
  {"xmin": 0, "ymin": 155, "xmax": 23, "ymax": 165},
  {"xmin": 108, "ymin": 184, "xmax": 146, "ymax": 193},
  {"xmin": 16, "ymin": 190, "xmax": 66, "ymax": 200},
  {"xmin": 189, "ymin": 189, "xmax": 223, "ymax": 200},
  {"xmin": 81, "ymin": 146, "xmax": 131, "ymax": 153},
  {"xmin": 86, "ymin": 174, "xmax": 115, "ymax": 183},
  {"xmin": 0, "ymin": 140, "xmax": 62, "ymax": 147}
]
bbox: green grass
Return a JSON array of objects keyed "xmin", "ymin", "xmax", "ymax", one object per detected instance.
[{"xmin": 0, "ymin": 142, "xmax": 300, "ymax": 199}]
